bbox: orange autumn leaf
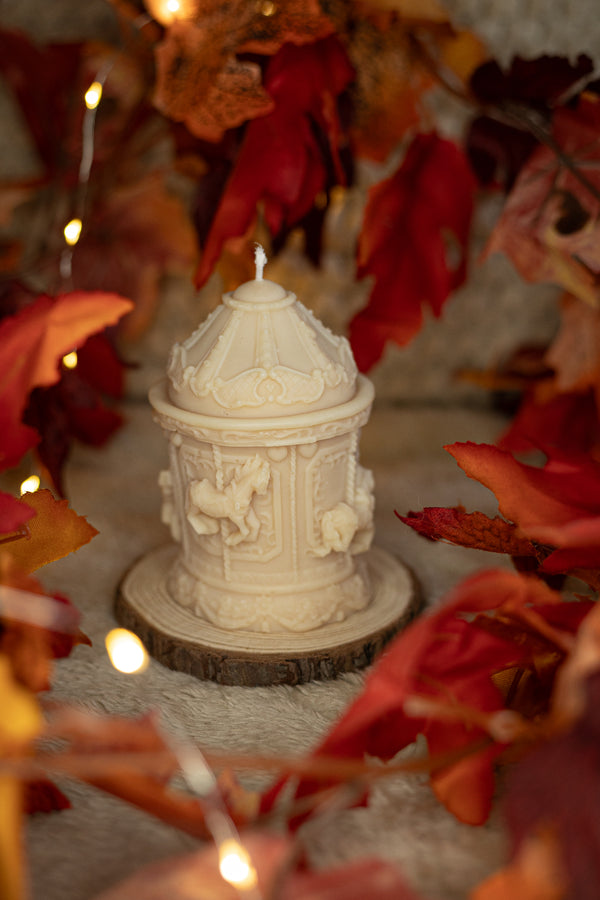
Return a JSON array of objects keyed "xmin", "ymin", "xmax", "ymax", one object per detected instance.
[
  {"xmin": 0, "ymin": 555, "xmax": 90, "ymax": 691},
  {"xmin": 153, "ymin": 21, "xmax": 274, "ymax": 142},
  {"xmin": 471, "ymin": 830, "xmax": 567, "ymax": 900},
  {"xmin": 431, "ymin": 743, "xmax": 500, "ymax": 827},
  {"xmin": 41, "ymin": 706, "xmax": 214, "ymax": 841},
  {"xmin": 347, "ymin": 17, "xmax": 433, "ymax": 162},
  {"xmin": 0, "ymin": 558, "xmax": 58, "ymax": 693},
  {"xmin": 151, "ymin": 0, "xmax": 335, "ymax": 141},
  {"xmin": 345, "ymin": 5, "xmax": 485, "ymax": 162},
  {"xmin": 4, "ymin": 489, "xmax": 97, "ymax": 574},
  {"xmin": 3, "ymin": 293, "xmax": 132, "ymax": 390}
]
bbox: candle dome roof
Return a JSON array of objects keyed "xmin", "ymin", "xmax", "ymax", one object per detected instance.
[{"xmin": 166, "ymin": 278, "xmax": 358, "ymax": 418}]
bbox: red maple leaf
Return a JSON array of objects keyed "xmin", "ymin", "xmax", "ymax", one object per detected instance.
[
  {"xmin": 262, "ymin": 570, "xmax": 579, "ymax": 826},
  {"xmin": 0, "ymin": 493, "xmax": 35, "ymax": 534},
  {"xmin": 0, "ymin": 30, "xmax": 83, "ymax": 177},
  {"xmin": 447, "ymin": 442, "xmax": 600, "ymax": 583},
  {"xmin": 0, "ymin": 290, "xmax": 133, "ymax": 473},
  {"xmin": 501, "ymin": 669, "xmax": 600, "ymax": 900},
  {"xmin": 499, "ymin": 388, "xmax": 600, "ymax": 459},
  {"xmin": 349, "ymin": 132, "xmax": 475, "ymax": 372},
  {"xmin": 398, "ymin": 506, "xmax": 540, "ymax": 558},
  {"xmin": 484, "ymin": 94, "xmax": 600, "ymax": 307},
  {"xmin": 195, "ymin": 37, "xmax": 354, "ymax": 288},
  {"xmin": 23, "ymin": 334, "xmax": 129, "ymax": 494},
  {"xmin": 460, "ymin": 296, "xmax": 600, "ymax": 459},
  {"xmin": 24, "ymin": 779, "xmax": 71, "ymax": 815}
]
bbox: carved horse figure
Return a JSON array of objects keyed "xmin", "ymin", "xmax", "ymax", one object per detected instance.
[{"xmin": 187, "ymin": 455, "xmax": 271, "ymax": 546}]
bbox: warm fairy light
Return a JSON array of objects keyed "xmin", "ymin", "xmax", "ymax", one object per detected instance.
[
  {"xmin": 62, "ymin": 350, "xmax": 78, "ymax": 369},
  {"xmin": 84, "ymin": 81, "xmax": 103, "ymax": 110},
  {"xmin": 20, "ymin": 475, "xmax": 40, "ymax": 495},
  {"xmin": 64, "ymin": 218, "xmax": 82, "ymax": 246},
  {"xmin": 218, "ymin": 840, "xmax": 257, "ymax": 890},
  {"xmin": 145, "ymin": 0, "xmax": 196, "ymax": 25},
  {"xmin": 105, "ymin": 628, "xmax": 149, "ymax": 674},
  {"xmin": 260, "ymin": 0, "xmax": 276, "ymax": 14}
]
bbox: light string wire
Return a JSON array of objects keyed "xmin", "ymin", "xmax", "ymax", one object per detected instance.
[
  {"xmin": 166, "ymin": 735, "xmax": 261, "ymax": 897},
  {"xmin": 59, "ymin": 57, "xmax": 115, "ymax": 282},
  {"xmin": 59, "ymin": 12, "xmax": 153, "ymax": 282},
  {"xmin": 104, "ymin": 628, "xmax": 261, "ymax": 897}
]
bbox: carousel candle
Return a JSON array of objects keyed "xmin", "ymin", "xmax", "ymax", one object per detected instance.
[
  {"xmin": 154, "ymin": 246, "xmax": 374, "ymax": 632},
  {"xmin": 117, "ymin": 247, "xmax": 417, "ymax": 684}
]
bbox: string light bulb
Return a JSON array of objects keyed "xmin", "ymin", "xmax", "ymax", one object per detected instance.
[
  {"xmin": 20, "ymin": 475, "xmax": 40, "ymax": 495},
  {"xmin": 105, "ymin": 628, "xmax": 260, "ymax": 896},
  {"xmin": 84, "ymin": 81, "xmax": 103, "ymax": 110},
  {"xmin": 218, "ymin": 840, "xmax": 258, "ymax": 891},
  {"xmin": 63, "ymin": 218, "xmax": 82, "ymax": 247},
  {"xmin": 145, "ymin": 0, "xmax": 196, "ymax": 24},
  {"xmin": 105, "ymin": 628, "xmax": 149, "ymax": 674},
  {"xmin": 62, "ymin": 350, "xmax": 78, "ymax": 369}
]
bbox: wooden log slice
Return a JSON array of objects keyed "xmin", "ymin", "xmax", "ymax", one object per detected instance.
[{"xmin": 116, "ymin": 544, "xmax": 421, "ymax": 686}]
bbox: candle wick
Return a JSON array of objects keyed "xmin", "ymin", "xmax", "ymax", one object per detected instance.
[{"xmin": 254, "ymin": 243, "xmax": 267, "ymax": 281}]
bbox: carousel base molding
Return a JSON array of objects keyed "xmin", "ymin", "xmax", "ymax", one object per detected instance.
[{"xmin": 115, "ymin": 544, "xmax": 421, "ymax": 686}]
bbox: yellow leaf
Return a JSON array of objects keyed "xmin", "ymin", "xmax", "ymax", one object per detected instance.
[
  {"xmin": 0, "ymin": 656, "xmax": 41, "ymax": 900},
  {"xmin": 4, "ymin": 489, "xmax": 98, "ymax": 573},
  {"xmin": 0, "ymin": 656, "xmax": 41, "ymax": 748},
  {"xmin": 438, "ymin": 29, "xmax": 488, "ymax": 85}
]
